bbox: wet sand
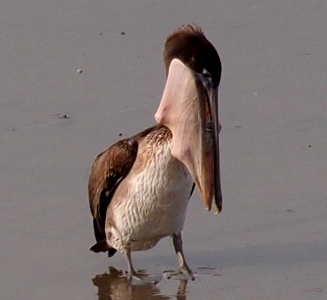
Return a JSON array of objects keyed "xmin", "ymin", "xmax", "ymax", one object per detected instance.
[{"xmin": 1, "ymin": 1, "xmax": 327, "ymax": 299}]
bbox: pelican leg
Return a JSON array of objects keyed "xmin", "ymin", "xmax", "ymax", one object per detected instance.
[
  {"xmin": 124, "ymin": 247, "xmax": 136, "ymax": 279},
  {"xmin": 123, "ymin": 246, "xmax": 161, "ymax": 285},
  {"xmin": 123, "ymin": 246, "xmax": 141, "ymax": 283},
  {"xmin": 167, "ymin": 232, "xmax": 194, "ymax": 280}
]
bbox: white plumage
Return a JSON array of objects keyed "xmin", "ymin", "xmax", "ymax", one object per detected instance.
[{"xmin": 107, "ymin": 133, "xmax": 193, "ymax": 252}]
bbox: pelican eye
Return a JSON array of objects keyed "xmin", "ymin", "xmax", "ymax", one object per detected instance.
[
  {"xmin": 201, "ymin": 68, "xmax": 212, "ymax": 89},
  {"xmin": 202, "ymin": 71, "xmax": 211, "ymax": 79}
]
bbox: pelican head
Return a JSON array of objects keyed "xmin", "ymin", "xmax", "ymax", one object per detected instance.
[{"xmin": 155, "ymin": 25, "xmax": 222, "ymax": 212}]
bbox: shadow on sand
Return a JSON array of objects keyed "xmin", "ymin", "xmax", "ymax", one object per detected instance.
[{"xmin": 92, "ymin": 267, "xmax": 188, "ymax": 300}]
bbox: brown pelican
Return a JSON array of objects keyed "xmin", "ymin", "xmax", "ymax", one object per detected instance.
[{"xmin": 88, "ymin": 25, "xmax": 222, "ymax": 282}]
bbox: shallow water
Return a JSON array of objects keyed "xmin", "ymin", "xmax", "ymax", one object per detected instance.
[{"xmin": 1, "ymin": 1, "xmax": 327, "ymax": 299}]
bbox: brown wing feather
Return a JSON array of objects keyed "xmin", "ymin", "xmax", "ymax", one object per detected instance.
[
  {"xmin": 88, "ymin": 125, "xmax": 161, "ymax": 255},
  {"xmin": 88, "ymin": 138, "xmax": 138, "ymax": 245}
]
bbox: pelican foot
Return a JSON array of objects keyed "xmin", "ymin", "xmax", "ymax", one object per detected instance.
[
  {"xmin": 126, "ymin": 271, "xmax": 161, "ymax": 285},
  {"xmin": 163, "ymin": 269, "xmax": 195, "ymax": 281}
]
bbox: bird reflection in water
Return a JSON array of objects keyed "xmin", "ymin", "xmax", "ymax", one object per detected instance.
[{"xmin": 92, "ymin": 267, "xmax": 188, "ymax": 300}]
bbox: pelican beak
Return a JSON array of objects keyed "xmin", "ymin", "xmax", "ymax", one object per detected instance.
[{"xmin": 155, "ymin": 58, "xmax": 222, "ymax": 212}]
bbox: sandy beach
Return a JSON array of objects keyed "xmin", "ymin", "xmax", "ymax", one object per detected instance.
[{"xmin": 1, "ymin": 1, "xmax": 327, "ymax": 299}]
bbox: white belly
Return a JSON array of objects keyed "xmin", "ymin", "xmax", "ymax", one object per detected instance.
[{"xmin": 106, "ymin": 141, "xmax": 193, "ymax": 252}]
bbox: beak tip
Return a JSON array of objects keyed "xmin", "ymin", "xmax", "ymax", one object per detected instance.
[{"xmin": 215, "ymin": 204, "xmax": 222, "ymax": 214}]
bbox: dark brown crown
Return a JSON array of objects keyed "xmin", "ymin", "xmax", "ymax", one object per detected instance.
[{"xmin": 163, "ymin": 25, "xmax": 222, "ymax": 88}]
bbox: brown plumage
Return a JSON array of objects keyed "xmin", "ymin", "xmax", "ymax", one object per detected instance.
[
  {"xmin": 163, "ymin": 25, "xmax": 221, "ymax": 88},
  {"xmin": 88, "ymin": 125, "xmax": 162, "ymax": 255}
]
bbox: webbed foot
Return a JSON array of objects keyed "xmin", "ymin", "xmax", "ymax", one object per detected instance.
[
  {"xmin": 126, "ymin": 270, "xmax": 161, "ymax": 285},
  {"xmin": 163, "ymin": 268, "xmax": 195, "ymax": 280}
]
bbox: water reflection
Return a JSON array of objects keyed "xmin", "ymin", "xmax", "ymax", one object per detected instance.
[{"xmin": 92, "ymin": 267, "xmax": 187, "ymax": 300}]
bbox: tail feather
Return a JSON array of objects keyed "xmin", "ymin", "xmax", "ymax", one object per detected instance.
[
  {"xmin": 90, "ymin": 239, "xmax": 117, "ymax": 257},
  {"xmin": 108, "ymin": 248, "xmax": 117, "ymax": 257}
]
